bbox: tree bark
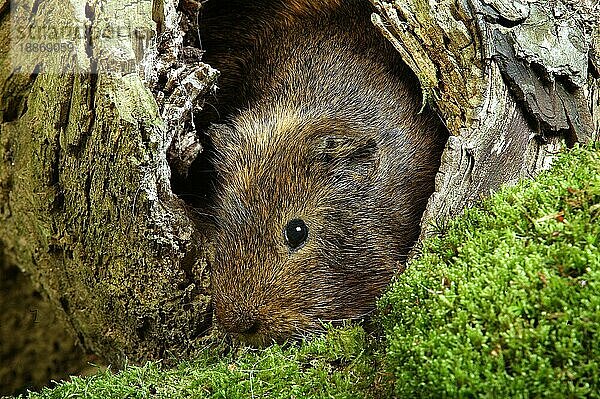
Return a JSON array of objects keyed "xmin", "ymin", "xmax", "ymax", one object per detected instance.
[
  {"xmin": 0, "ymin": 0, "xmax": 598, "ymax": 383},
  {"xmin": 0, "ymin": 246, "xmax": 89, "ymax": 394},
  {"xmin": 0, "ymin": 0, "xmax": 213, "ymax": 370},
  {"xmin": 370, "ymin": 0, "xmax": 598, "ymax": 244}
]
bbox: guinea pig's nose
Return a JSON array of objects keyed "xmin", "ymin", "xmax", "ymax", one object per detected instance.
[
  {"xmin": 217, "ymin": 306, "xmax": 261, "ymax": 335},
  {"xmin": 239, "ymin": 320, "xmax": 260, "ymax": 335},
  {"xmin": 229, "ymin": 316, "xmax": 260, "ymax": 335}
]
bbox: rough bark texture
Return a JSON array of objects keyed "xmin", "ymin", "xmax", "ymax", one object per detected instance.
[
  {"xmin": 0, "ymin": 0, "xmax": 213, "ymax": 386},
  {"xmin": 0, "ymin": 0, "xmax": 598, "ymax": 394},
  {"xmin": 370, "ymin": 0, "xmax": 599, "ymax": 244}
]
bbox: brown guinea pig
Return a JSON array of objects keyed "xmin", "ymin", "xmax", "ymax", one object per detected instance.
[{"xmin": 198, "ymin": 0, "xmax": 448, "ymax": 346}]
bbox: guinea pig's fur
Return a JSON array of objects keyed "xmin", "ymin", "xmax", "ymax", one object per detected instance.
[{"xmin": 198, "ymin": 0, "xmax": 448, "ymax": 345}]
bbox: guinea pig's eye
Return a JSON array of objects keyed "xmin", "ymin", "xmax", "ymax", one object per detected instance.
[{"xmin": 284, "ymin": 219, "xmax": 309, "ymax": 249}]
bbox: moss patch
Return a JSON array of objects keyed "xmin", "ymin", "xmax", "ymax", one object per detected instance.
[
  {"xmin": 22, "ymin": 327, "xmax": 379, "ymax": 399},
  {"xmin": 17, "ymin": 145, "xmax": 600, "ymax": 398},
  {"xmin": 380, "ymin": 145, "xmax": 600, "ymax": 397}
]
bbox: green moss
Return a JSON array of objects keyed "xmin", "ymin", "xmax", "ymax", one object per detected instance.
[
  {"xmin": 18, "ymin": 146, "xmax": 600, "ymax": 398},
  {"xmin": 24, "ymin": 326, "xmax": 377, "ymax": 399},
  {"xmin": 380, "ymin": 145, "xmax": 600, "ymax": 397}
]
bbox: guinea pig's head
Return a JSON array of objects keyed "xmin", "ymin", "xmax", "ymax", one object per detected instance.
[{"xmin": 208, "ymin": 110, "xmax": 415, "ymax": 346}]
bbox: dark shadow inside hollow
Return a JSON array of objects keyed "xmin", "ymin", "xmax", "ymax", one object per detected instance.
[
  {"xmin": 169, "ymin": 135, "xmax": 217, "ymax": 211},
  {"xmin": 167, "ymin": 2, "xmax": 218, "ymax": 213}
]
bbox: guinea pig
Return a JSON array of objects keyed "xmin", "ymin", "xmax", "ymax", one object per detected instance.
[{"xmin": 197, "ymin": 0, "xmax": 448, "ymax": 346}]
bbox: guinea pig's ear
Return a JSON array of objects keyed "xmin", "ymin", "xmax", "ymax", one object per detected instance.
[{"xmin": 317, "ymin": 135, "xmax": 378, "ymax": 167}]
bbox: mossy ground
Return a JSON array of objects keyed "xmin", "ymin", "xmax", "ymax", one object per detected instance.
[
  {"xmin": 17, "ymin": 146, "xmax": 600, "ymax": 398},
  {"xmin": 380, "ymin": 145, "xmax": 600, "ymax": 397}
]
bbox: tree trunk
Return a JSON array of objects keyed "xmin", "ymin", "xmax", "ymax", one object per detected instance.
[
  {"xmin": 0, "ymin": 0, "xmax": 213, "ymax": 373},
  {"xmin": 0, "ymin": 245, "xmax": 90, "ymax": 394},
  {"xmin": 0, "ymin": 0, "xmax": 597, "ymax": 387},
  {"xmin": 369, "ymin": 0, "xmax": 599, "ymax": 244}
]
